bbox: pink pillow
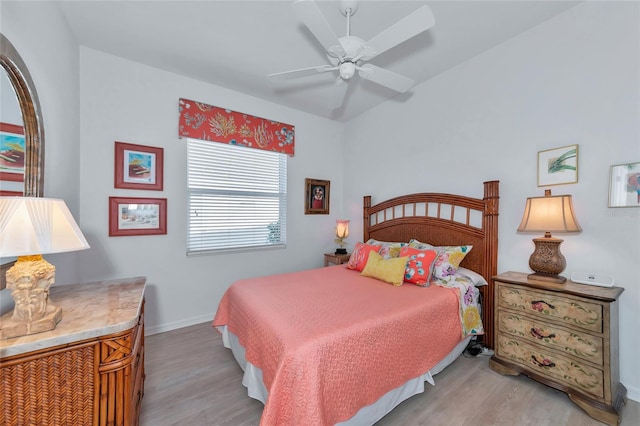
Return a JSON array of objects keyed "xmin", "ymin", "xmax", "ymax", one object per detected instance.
[
  {"xmin": 399, "ymin": 246, "xmax": 437, "ymax": 286},
  {"xmin": 347, "ymin": 242, "xmax": 382, "ymax": 271}
]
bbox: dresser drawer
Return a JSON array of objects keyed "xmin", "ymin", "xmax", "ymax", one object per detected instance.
[
  {"xmin": 496, "ymin": 309, "xmax": 603, "ymax": 365},
  {"xmin": 496, "ymin": 334, "xmax": 605, "ymax": 399},
  {"xmin": 497, "ymin": 283, "xmax": 603, "ymax": 333}
]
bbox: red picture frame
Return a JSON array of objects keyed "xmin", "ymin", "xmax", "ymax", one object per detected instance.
[
  {"xmin": 114, "ymin": 141, "xmax": 164, "ymax": 191},
  {"xmin": 109, "ymin": 196, "xmax": 167, "ymax": 237}
]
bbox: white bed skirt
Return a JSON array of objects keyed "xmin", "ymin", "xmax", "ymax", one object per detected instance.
[{"xmin": 217, "ymin": 325, "xmax": 471, "ymax": 426}]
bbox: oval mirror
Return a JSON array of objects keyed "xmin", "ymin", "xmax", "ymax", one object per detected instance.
[{"xmin": 1, "ymin": 32, "xmax": 45, "ymax": 289}]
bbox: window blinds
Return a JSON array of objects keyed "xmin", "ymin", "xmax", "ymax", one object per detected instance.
[{"xmin": 187, "ymin": 139, "xmax": 287, "ymax": 254}]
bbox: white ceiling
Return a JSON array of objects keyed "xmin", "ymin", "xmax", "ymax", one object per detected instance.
[{"xmin": 57, "ymin": 0, "xmax": 580, "ymax": 122}]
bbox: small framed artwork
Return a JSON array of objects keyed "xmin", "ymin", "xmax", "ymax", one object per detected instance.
[
  {"xmin": 109, "ymin": 196, "xmax": 167, "ymax": 236},
  {"xmin": 305, "ymin": 178, "xmax": 330, "ymax": 214},
  {"xmin": 538, "ymin": 144, "xmax": 578, "ymax": 187},
  {"xmin": 114, "ymin": 141, "xmax": 164, "ymax": 191},
  {"xmin": 0, "ymin": 122, "xmax": 25, "ymax": 184},
  {"xmin": 609, "ymin": 162, "xmax": 640, "ymax": 208}
]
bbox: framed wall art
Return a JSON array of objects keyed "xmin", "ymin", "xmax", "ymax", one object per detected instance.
[
  {"xmin": 608, "ymin": 161, "xmax": 640, "ymax": 208},
  {"xmin": 114, "ymin": 141, "xmax": 164, "ymax": 191},
  {"xmin": 305, "ymin": 178, "xmax": 330, "ymax": 214},
  {"xmin": 0, "ymin": 123, "xmax": 25, "ymax": 193},
  {"xmin": 537, "ymin": 144, "xmax": 578, "ymax": 187},
  {"xmin": 109, "ymin": 196, "xmax": 167, "ymax": 236}
]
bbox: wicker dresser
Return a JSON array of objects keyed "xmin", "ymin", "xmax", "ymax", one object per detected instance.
[
  {"xmin": 489, "ymin": 271, "xmax": 625, "ymax": 426},
  {"xmin": 0, "ymin": 276, "xmax": 146, "ymax": 426}
]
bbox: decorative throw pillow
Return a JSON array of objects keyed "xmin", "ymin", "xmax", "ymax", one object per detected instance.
[
  {"xmin": 408, "ymin": 239, "xmax": 472, "ymax": 280},
  {"xmin": 360, "ymin": 251, "xmax": 408, "ymax": 286},
  {"xmin": 346, "ymin": 242, "xmax": 382, "ymax": 271},
  {"xmin": 398, "ymin": 246, "xmax": 438, "ymax": 286},
  {"xmin": 365, "ymin": 238, "xmax": 408, "ymax": 259}
]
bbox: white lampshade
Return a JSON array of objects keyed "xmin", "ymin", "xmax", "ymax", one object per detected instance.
[
  {"xmin": 0, "ymin": 197, "xmax": 90, "ymax": 257},
  {"xmin": 517, "ymin": 194, "xmax": 581, "ymax": 234}
]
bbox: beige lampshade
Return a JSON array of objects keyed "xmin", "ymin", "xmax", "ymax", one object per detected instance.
[
  {"xmin": 336, "ymin": 219, "xmax": 350, "ymax": 239},
  {"xmin": 0, "ymin": 197, "xmax": 90, "ymax": 256},
  {"xmin": 517, "ymin": 194, "xmax": 581, "ymax": 234}
]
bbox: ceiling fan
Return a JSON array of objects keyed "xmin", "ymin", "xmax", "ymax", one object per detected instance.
[{"xmin": 269, "ymin": 0, "xmax": 435, "ymax": 109}]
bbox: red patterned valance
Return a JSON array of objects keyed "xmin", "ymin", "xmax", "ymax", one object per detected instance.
[{"xmin": 178, "ymin": 98, "xmax": 295, "ymax": 156}]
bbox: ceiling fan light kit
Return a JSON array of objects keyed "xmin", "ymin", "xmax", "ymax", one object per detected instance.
[
  {"xmin": 270, "ymin": 0, "xmax": 435, "ymax": 108},
  {"xmin": 339, "ymin": 62, "xmax": 356, "ymax": 80}
]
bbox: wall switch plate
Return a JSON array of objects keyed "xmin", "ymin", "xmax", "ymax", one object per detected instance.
[{"xmin": 570, "ymin": 272, "xmax": 615, "ymax": 287}]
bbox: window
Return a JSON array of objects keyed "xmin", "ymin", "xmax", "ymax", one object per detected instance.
[{"xmin": 187, "ymin": 139, "xmax": 287, "ymax": 254}]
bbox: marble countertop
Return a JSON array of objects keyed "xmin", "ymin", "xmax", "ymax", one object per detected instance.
[{"xmin": 0, "ymin": 276, "xmax": 146, "ymax": 358}]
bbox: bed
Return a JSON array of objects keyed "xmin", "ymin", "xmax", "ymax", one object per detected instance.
[{"xmin": 213, "ymin": 180, "xmax": 499, "ymax": 425}]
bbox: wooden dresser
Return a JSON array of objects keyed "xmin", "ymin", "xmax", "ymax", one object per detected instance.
[
  {"xmin": 489, "ymin": 271, "xmax": 625, "ymax": 425},
  {"xmin": 0, "ymin": 277, "xmax": 146, "ymax": 426}
]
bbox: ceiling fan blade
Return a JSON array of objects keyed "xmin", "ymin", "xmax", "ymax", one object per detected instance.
[
  {"xmin": 358, "ymin": 64, "xmax": 414, "ymax": 93},
  {"xmin": 328, "ymin": 77, "xmax": 349, "ymax": 109},
  {"xmin": 268, "ymin": 65, "xmax": 336, "ymax": 81},
  {"xmin": 293, "ymin": 0, "xmax": 345, "ymax": 58},
  {"xmin": 364, "ymin": 5, "xmax": 435, "ymax": 59}
]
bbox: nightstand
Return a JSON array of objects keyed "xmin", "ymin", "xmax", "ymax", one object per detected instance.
[
  {"xmin": 489, "ymin": 271, "xmax": 625, "ymax": 426},
  {"xmin": 324, "ymin": 252, "xmax": 350, "ymax": 267}
]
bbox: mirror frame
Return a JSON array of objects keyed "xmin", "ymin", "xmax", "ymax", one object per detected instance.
[{"xmin": 1, "ymin": 32, "xmax": 45, "ymax": 289}]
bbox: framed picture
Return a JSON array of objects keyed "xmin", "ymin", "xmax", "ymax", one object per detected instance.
[
  {"xmin": 609, "ymin": 162, "xmax": 640, "ymax": 208},
  {"xmin": 114, "ymin": 141, "xmax": 164, "ymax": 191},
  {"xmin": 305, "ymin": 178, "xmax": 330, "ymax": 214},
  {"xmin": 0, "ymin": 122, "xmax": 25, "ymax": 187},
  {"xmin": 109, "ymin": 196, "xmax": 167, "ymax": 236},
  {"xmin": 537, "ymin": 144, "xmax": 578, "ymax": 186}
]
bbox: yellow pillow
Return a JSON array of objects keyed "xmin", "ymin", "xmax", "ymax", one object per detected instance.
[{"xmin": 360, "ymin": 251, "xmax": 408, "ymax": 287}]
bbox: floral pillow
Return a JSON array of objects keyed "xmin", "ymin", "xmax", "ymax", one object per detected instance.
[
  {"xmin": 346, "ymin": 242, "xmax": 382, "ymax": 271},
  {"xmin": 360, "ymin": 251, "xmax": 408, "ymax": 287},
  {"xmin": 365, "ymin": 238, "xmax": 408, "ymax": 259},
  {"xmin": 398, "ymin": 246, "xmax": 438, "ymax": 286},
  {"xmin": 408, "ymin": 239, "xmax": 472, "ymax": 280}
]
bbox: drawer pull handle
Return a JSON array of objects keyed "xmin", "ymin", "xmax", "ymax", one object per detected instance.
[
  {"xmin": 531, "ymin": 355, "xmax": 556, "ymax": 368},
  {"xmin": 531, "ymin": 300, "xmax": 555, "ymax": 312},
  {"xmin": 530, "ymin": 327, "xmax": 556, "ymax": 340}
]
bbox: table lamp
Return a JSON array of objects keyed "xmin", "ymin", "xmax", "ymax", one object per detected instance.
[
  {"xmin": 0, "ymin": 197, "xmax": 90, "ymax": 339},
  {"xmin": 334, "ymin": 219, "xmax": 349, "ymax": 255},
  {"xmin": 517, "ymin": 190, "xmax": 581, "ymax": 283}
]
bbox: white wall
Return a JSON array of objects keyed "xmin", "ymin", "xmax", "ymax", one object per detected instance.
[
  {"xmin": 77, "ymin": 48, "xmax": 345, "ymax": 334},
  {"xmin": 344, "ymin": 1, "xmax": 640, "ymax": 400}
]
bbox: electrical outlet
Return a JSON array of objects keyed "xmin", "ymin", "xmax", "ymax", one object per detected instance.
[{"xmin": 570, "ymin": 272, "xmax": 615, "ymax": 287}]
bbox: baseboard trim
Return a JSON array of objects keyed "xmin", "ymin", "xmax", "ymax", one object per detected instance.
[
  {"xmin": 626, "ymin": 384, "xmax": 640, "ymax": 403},
  {"xmin": 145, "ymin": 313, "xmax": 213, "ymax": 336}
]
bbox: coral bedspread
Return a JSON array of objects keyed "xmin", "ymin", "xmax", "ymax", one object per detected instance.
[{"xmin": 213, "ymin": 265, "xmax": 463, "ymax": 426}]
